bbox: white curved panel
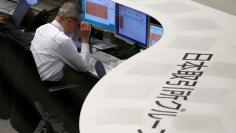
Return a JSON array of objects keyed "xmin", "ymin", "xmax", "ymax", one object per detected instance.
[{"xmin": 80, "ymin": 0, "xmax": 236, "ymax": 133}]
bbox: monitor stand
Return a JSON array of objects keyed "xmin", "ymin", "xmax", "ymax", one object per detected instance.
[
  {"xmin": 102, "ymin": 31, "xmax": 112, "ymax": 44},
  {"xmin": 91, "ymin": 31, "xmax": 116, "ymax": 50}
]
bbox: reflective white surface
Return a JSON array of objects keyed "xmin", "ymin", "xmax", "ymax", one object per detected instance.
[{"xmin": 80, "ymin": 0, "xmax": 236, "ymax": 133}]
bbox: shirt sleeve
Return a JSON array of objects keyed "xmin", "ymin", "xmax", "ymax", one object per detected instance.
[{"xmin": 56, "ymin": 38, "xmax": 90, "ymax": 72}]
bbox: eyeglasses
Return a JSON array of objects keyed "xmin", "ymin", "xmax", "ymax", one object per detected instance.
[
  {"xmin": 66, "ymin": 17, "xmax": 76, "ymax": 22},
  {"xmin": 66, "ymin": 15, "xmax": 81, "ymax": 23}
]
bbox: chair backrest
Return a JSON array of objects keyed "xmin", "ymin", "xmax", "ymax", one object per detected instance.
[
  {"xmin": 4, "ymin": 29, "xmax": 34, "ymax": 49},
  {"xmin": 0, "ymin": 35, "xmax": 43, "ymax": 132},
  {"xmin": 95, "ymin": 61, "xmax": 106, "ymax": 79}
]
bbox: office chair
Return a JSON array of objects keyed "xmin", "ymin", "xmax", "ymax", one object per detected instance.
[
  {"xmin": 1, "ymin": 33, "xmax": 85, "ymax": 133},
  {"xmin": 0, "ymin": 36, "xmax": 42, "ymax": 133},
  {"xmin": 95, "ymin": 60, "xmax": 106, "ymax": 79},
  {"xmin": 25, "ymin": 47, "xmax": 85, "ymax": 133}
]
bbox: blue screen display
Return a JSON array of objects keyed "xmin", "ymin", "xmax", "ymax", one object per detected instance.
[
  {"xmin": 25, "ymin": 0, "xmax": 38, "ymax": 5},
  {"xmin": 116, "ymin": 4, "xmax": 148, "ymax": 48},
  {"xmin": 82, "ymin": 0, "xmax": 115, "ymax": 31}
]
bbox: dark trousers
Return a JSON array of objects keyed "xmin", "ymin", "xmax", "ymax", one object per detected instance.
[{"xmin": 41, "ymin": 68, "xmax": 98, "ymax": 133}]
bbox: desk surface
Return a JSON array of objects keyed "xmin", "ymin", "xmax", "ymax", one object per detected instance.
[
  {"xmin": 0, "ymin": 0, "xmax": 16, "ymax": 15},
  {"xmin": 80, "ymin": 0, "xmax": 236, "ymax": 133}
]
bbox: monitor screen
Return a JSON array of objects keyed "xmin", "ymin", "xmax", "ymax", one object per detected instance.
[
  {"xmin": 25, "ymin": 0, "xmax": 38, "ymax": 6},
  {"xmin": 116, "ymin": 4, "xmax": 148, "ymax": 48},
  {"xmin": 12, "ymin": 0, "xmax": 30, "ymax": 27},
  {"xmin": 149, "ymin": 24, "xmax": 163, "ymax": 47},
  {"xmin": 82, "ymin": 0, "xmax": 115, "ymax": 31}
]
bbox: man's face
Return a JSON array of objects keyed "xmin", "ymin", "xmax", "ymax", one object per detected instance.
[{"xmin": 66, "ymin": 15, "xmax": 81, "ymax": 33}]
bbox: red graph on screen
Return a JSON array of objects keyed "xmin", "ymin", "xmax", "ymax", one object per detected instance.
[
  {"xmin": 150, "ymin": 33, "xmax": 161, "ymax": 41},
  {"xmin": 119, "ymin": 16, "xmax": 124, "ymax": 29},
  {"xmin": 86, "ymin": 2, "xmax": 108, "ymax": 19}
]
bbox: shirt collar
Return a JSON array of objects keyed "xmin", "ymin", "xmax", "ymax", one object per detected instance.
[{"xmin": 51, "ymin": 20, "xmax": 64, "ymax": 32}]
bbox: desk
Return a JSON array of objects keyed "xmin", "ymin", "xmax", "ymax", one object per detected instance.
[
  {"xmin": 0, "ymin": 0, "xmax": 16, "ymax": 15},
  {"xmin": 80, "ymin": 0, "xmax": 236, "ymax": 133},
  {"xmin": 87, "ymin": 49, "xmax": 122, "ymax": 77},
  {"xmin": 31, "ymin": 0, "xmax": 60, "ymax": 12}
]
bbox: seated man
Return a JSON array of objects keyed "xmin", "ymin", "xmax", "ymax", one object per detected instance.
[
  {"xmin": 31, "ymin": 1, "xmax": 91, "ymax": 83},
  {"xmin": 30, "ymin": 1, "xmax": 97, "ymax": 133}
]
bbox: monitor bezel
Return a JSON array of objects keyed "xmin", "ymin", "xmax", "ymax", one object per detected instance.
[
  {"xmin": 81, "ymin": 0, "xmax": 116, "ymax": 32},
  {"xmin": 115, "ymin": 4, "xmax": 149, "ymax": 49}
]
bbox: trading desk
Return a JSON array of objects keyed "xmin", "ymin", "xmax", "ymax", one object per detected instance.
[
  {"xmin": 80, "ymin": 0, "xmax": 236, "ymax": 133},
  {"xmin": 0, "ymin": 0, "xmax": 16, "ymax": 15}
]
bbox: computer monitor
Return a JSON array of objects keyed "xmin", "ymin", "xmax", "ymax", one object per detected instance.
[
  {"xmin": 12, "ymin": 0, "xmax": 30, "ymax": 27},
  {"xmin": 149, "ymin": 24, "xmax": 163, "ymax": 47},
  {"xmin": 82, "ymin": 0, "xmax": 115, "ymax": 31},
  {"xmin": 115, "ymin": 4, "xmax": 148, "ymax": 48}
]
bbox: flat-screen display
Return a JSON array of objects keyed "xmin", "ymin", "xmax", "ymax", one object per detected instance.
[
  {"xmin": 25, "ymin": 0, "xmax": 38, "ymax": 6},
  {"xmin": 116, "ymin": 4, "xmax": 148, "ymax": 48},
  {"xmin": 149, "ymin": 24, "xmax": 163, "ymax": 47},
  {"xmin": 82, "ymin": 0, "xmax": 115, "ymax": 31}
]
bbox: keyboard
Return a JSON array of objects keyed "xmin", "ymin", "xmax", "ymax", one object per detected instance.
[
  {"xmin": 92, "ymin": 42, "xmax": 115, "ymax": 50},
  {"xmin": 88, "ymin": 51, "xmax": 121, "ymax": 77},
  {"xmin": 91, "ymin": 51, "xmax": 119, "ymax": 65},
  {"xmin": 0, "ymin": 0, "xmax": 16, "ymax": 15},
  {"xmin": 88, "ymin": 57, "xmax": 97, "ymax": 76}
]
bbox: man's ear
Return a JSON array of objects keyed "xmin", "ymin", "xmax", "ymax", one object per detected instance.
[{"xmin": 67, "ymin": 19, "xmax": 72, "ymax": 23}]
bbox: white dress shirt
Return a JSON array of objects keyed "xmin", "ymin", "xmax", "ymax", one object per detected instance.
[{"xmin": 31, "ymin": 20, "xmax": 90, "ymax": 81}]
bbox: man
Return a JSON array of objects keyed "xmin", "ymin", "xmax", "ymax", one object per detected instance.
[
  {"xmin": 31, "ymin": 1, "xmax": 91, "ymax": 83},
  {"xmin": 30, "ymin": 2, "xmax": 95, "ymax": 133}
]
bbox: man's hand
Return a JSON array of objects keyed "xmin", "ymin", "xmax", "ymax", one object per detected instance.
[
  {"xmin": 71, "ymin": 25, "xmax": 80, "ymax": 42},
  {"xmin": 80, "ymin": 22, "xmax": 91, "ymax": 44},
  {"xmin": 0, "ymin": 13, "xmax": 8, "ymax": 26}
]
